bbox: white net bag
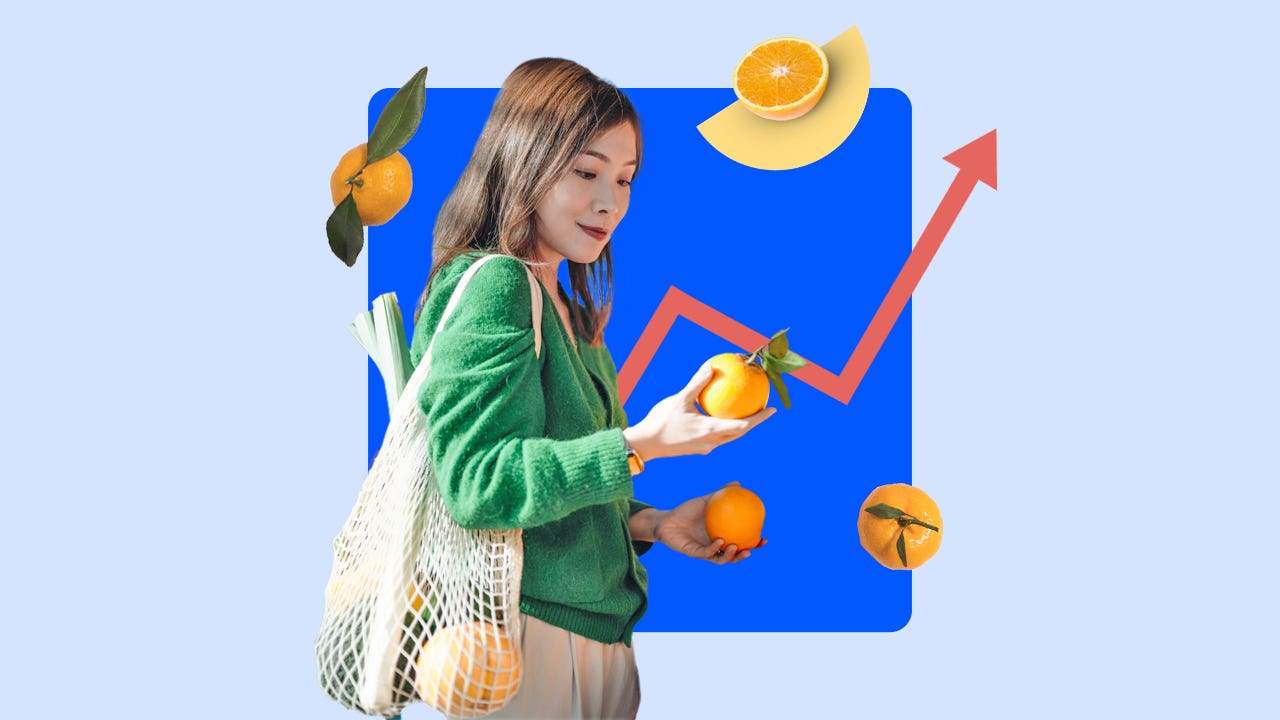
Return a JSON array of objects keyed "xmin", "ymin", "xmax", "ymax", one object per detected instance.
[{"xmin": 317, "ymin": 254, "xmax": 542, "ymax": 717}]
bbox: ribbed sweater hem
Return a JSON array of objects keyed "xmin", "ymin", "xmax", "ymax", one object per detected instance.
[{"xmin": 520, "ymin": 595, "xmax": 644, "ymax": 648}]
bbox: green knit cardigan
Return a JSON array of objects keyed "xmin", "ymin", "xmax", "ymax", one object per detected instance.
[{"xmin": 409, "ymin": 252, "xmax": 652, "ymax": 646}]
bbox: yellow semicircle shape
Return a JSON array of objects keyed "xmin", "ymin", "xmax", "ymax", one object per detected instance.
[{"xmin": 697, "ymin": 26, "xmax": 871, "ymax": 171}]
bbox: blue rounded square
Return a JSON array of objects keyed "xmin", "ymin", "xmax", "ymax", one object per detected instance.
[{"xmin": 367, "ymin": 87, "xmax": 912, "ymax": 632}]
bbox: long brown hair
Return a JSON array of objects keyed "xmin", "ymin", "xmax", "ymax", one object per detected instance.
[{"xmin": 414, "ymin": 57, "xmax": 642, "ymax": 345}]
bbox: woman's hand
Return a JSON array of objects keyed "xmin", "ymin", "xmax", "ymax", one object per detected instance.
[
  {"xmin": 622, "ymin": 362, "xmax": 775, "ymax": 462},
  {"xmin": 644, "ymin": 482, "xmax": 767, "ymax": 565}
]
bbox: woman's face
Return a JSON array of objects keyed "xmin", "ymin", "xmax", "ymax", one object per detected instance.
[{"xmin": 533, "ymin": 121, "xmax": 638, "ymax": 267}]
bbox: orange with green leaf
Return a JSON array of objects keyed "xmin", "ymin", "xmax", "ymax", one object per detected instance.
[
  {"xmin": 857, "ymin": 483, "xmax": 943, "ymax": 570},
  {"xmin": 327, "ymin": 65, "xmax": 429, "ymax": 267},
  {"xmin": 697, "ymin": 328, "xmax": 808, "ymax": 418}
]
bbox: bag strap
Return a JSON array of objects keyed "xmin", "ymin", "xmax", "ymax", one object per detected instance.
[
  {"xmin": 430, "ymin": 254, "xmax": 543, "ymax": 357},
  {"xmin": 395, "ymin": 255, "xmax": 544, "ymax": 418}
]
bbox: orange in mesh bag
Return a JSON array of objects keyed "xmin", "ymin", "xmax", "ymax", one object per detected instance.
[
  {"xmin": 416, "ymin": 621, "xmax": 522, "ymax": 714},
  {"xmin": 316, "ymin": 254, "xmax": 541, "ymax": 717}
]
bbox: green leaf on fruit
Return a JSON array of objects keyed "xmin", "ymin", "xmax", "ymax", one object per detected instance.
[
  {"xmin": 367, "ymin": 66, "xmax": 428, "ymax": 165},
  {"xmin": 766, "ymin": 350, "xmax": 808, "ymax": 375},
  {"xmin": 896, "ymin": 531, "xmax": 908, "ymax": 567},
  {"xmin": 864, "ymin": 503, "xmax": 905, "ymax": 520},
  {"xmin": 766, "ymin": 367, "xmax": 792, "ymax": 409},
  {"xmin": 768, "ymin": 328, "xmax": 790, "ymax": 358},
  {"xmin": 327, "ymin": 192, "xmax": 364, "ymax": 266}
]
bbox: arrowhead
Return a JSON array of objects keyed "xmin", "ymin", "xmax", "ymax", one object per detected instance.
[{"xmin": 944, "ymin": 130, "xmax": 997, "ymax": 190}]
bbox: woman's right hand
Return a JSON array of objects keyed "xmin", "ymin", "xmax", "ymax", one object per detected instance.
[{"xmin": 622, "ymin": 361, "xmax": 776, "ymax": 461}]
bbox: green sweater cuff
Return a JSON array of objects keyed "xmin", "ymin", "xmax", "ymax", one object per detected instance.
[
  {"xmin": 541, "ymin": 428, "xmax": 635, "ymax": 517},
  {"xmin": 627, "ymin": 498, "xmax": 656, "ymax": 557}
]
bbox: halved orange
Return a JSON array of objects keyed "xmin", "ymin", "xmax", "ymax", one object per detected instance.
[{"xmin": 732, "ymin": 37, "xmax": 830, "ymax": 121}]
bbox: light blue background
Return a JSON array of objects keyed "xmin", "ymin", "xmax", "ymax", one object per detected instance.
[{"xmin": 2, "ymin": 2, "xmax": 1276, "ymax": 718}]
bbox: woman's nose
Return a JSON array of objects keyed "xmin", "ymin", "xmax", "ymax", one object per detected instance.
[{"xmin": 592, "ymin": 183, "xmax": 619, "ymax": 215}]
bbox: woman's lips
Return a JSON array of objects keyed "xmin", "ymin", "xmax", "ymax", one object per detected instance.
[{"xmin": 579, "ymin": 224, "xmax": 608, "ymax": 241}]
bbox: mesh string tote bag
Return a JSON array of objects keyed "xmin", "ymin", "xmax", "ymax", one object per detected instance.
[{"xmin": 317, "ymin": 254, "xmax": 543, "ymax": 718}]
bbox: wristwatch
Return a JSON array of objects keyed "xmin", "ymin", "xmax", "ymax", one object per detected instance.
[{"xmin": 623, "ymin": 437, "xmax": 645, "ymax": 476}]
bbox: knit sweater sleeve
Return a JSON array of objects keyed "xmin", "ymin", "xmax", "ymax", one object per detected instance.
[{"xmin": 417, "ymin": 257, "xmax": 635, "ymax": 530}]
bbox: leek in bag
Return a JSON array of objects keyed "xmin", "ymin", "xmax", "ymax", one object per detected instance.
[{"xmin": 348, "ymin": 292, "xmax": 413, "ymax": 415}]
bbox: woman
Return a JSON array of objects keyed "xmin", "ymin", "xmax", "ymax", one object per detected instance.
[{"xmin": 409, "ymin": 57, "xmax": 773, "ymax": 719}]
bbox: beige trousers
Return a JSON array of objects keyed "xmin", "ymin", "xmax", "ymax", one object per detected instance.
[{"xmin": 475, "ymin": 614, "xmax": 641, "ymax": 720}]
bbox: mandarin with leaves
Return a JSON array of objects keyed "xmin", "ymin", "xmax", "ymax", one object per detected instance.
[
  {"xmin": 698, "ymin": 328, "xmax": 808, "ymax": 418},
  {"xmin": 326, "ymin": 65, "xmax": 428, "ymax": 266},
  {"xmin": 857, "ymin": 483, "xmax": 943, "ymax": 570}
]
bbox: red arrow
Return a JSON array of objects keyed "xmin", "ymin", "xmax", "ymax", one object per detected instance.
[
  {"xmin": 831, "ymin": 129, "xmax": 997, "ymax": 401},
  {"xmin": 618, "ymin": 130, "xmax": 997, "ymax": 406}
]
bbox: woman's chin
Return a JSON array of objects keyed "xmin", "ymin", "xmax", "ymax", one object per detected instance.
[{"xmin": 569, "ymin": 245, "xmax": 607, "ymax": 265}]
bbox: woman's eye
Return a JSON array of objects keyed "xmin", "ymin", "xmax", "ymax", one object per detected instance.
[
  {"xmin": 574, "ymin": 170, "xmax": 597, "ymax": 180},
  {"xmin": 618, "ymin": 178, "xmax": 632, "ymax": 188}
]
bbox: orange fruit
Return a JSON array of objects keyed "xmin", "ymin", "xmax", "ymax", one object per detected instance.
[
  {"xmin": 704, "ymin": 485, "xmax": 766, "ymax": 550},
  {"xmin": 857, "ymin": 484, "xmax": 943, "ymax": 570},
  {"xmin": 698, "ymin": 353, "xmax": 770, "ymax": 419},
  {"xmin": 329, "ymin": 142, "xmax": 413, "ymax": 226},
  {"xmin": 415, "ymin": 621, "xmax": 521, "ymax": 717},
  {"xmin": 732, "ymin": 36, "xmax": 830, "ymax": 121}
]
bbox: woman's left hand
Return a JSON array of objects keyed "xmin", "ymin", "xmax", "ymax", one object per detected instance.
[{"xmin": 653, "ymin": 484, "xmax": 766, "ymax": 565}]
